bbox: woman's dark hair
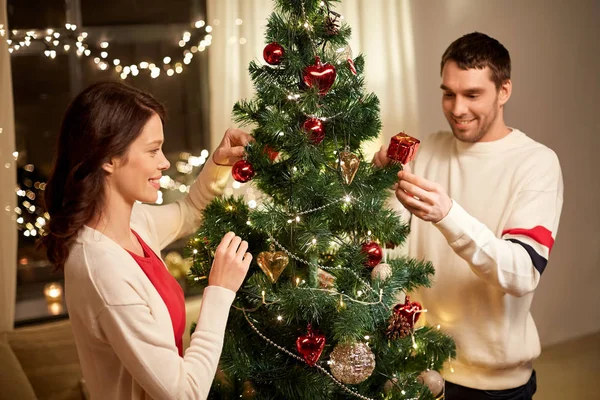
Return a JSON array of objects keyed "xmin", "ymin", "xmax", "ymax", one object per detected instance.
[
  {"xmin": 39, "ymin": 81, "xmax": 166, "ymax": 270},
  {"xmin": 441, "ymin": 32, "xmax": 511, "ymax": 89}
]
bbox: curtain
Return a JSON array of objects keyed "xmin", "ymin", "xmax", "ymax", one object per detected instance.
[
  {"xmin": 206, "ymin": 0, "xmax": 419, "ymax": 155},
  {"xmin": 0, "ymin": 0, "xmax": 17, "ymax": 332}
]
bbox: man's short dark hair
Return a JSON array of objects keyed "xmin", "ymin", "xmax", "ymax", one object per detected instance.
[{"xmin": 441, "ymin": 32, "xmax": 511, "ymax": 88}]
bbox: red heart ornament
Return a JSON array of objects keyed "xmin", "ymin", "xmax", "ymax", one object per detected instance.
[
  {"xmin": 302, "ymin": 56, "xmax": 336, "ymax": 95},
  {"xmin": 296, "ymin": 325, "xmax": 326, "ymax": 366},
  {"xmin": 394, "ymin": 295, "xmax": 423, "ymax": 327}
]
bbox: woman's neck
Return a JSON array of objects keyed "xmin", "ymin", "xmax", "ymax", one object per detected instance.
[{"xmin": 86, "ymin": 189, "xmax": 135, "ymax": 248}]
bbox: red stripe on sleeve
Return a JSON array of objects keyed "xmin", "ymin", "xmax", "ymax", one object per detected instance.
[{"xmin": 502, "ymin": 226, "xmax": 555, "ymax": 250}]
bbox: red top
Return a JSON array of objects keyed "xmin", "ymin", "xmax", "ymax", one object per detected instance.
[{"xmin": 127, "ymin": 230, "xmax": 186, "ymax": 357}]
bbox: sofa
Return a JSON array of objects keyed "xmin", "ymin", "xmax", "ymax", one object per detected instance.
[{"xmin": 0, "ymin": 319, "xmax": 85, "ymax": 400}]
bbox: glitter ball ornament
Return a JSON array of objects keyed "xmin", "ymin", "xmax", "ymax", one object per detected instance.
[
  {"xmin": 418, "ymin": 370, "xmax": 444, "ymax": 397},
  {"xmin": 361, "ymin": 241, "xmax": 383, "ymax": 268},
  {"xmin": 371, "ymin": 263, "xmax": 392, "ymax": 281},
  {"xmin": 241, "ymin": 381, "xmax": 257, "ymax": 399},
  {"xmin": 263, "ymin": 42, "xmax": 284, "ymax": 65},
  {"xmin": 232, "ymin": 159, "xmax": 255, "ymax": 183},
  {"xmin": 383, "ymin": 378, "xmax": 398, "ymax": 394},
  {"xmin": 328, "ymin": 342, "xmax": 376, "ymax": 384}
]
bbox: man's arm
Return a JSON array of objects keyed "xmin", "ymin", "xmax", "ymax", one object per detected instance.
[{"xmin": 396, "ymin": 153, "xmax": 564, "ymax": 297}]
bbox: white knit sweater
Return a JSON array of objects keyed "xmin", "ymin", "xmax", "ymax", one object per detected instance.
[
  {"xmin": 394, "ymin": 129, "xmax": 563, "ymax": 390},
  {"xmin": 65, "ymin": 159, "xmax": 234, "ymax": 400}
]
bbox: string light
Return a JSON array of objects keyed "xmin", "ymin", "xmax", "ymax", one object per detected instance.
[{"xmin": 4, "ymin": 18, "xmax": 222, "ymax": 79}]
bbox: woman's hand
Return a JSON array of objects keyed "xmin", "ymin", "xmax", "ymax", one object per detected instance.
[
  {"xmin": 208, "ymin": 232, "xmax": 252, "ymax": 292},
  {"xmin": 212, "ymin": 128, "xmax": 254, "ymax": 166}
]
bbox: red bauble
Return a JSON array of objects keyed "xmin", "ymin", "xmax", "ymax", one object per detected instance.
[
  {"xmin": 302, "ymin": 118, "xmax": 325, "ymax": 144},
  {"xmin": 231, "ymin": 160, "xmax": 255, "ymax": 183},
  {"xmin": 263, "ymin": 42, "xmax": 285, "ymax": 65},
  {"xmin": 296, "ymin": 325, "xmax": 326, "ymax": 367},
  {"xmin": 263, "ymin": 145, "xmax": 279, "ymax": 162},
  {"xmin": 302, "ymin": 56, "xmax": 336, "ymax": 95},
  {"xmin": 361, "ymin": 241, "xmax": 383, "ymax": 268},
  {"xmin": 394, "ymin": 296, "xmax": 423, "ymax": 327},
  {"xmin": 387, "ymin": 132, "xmax": 420, "ymax": 165}
]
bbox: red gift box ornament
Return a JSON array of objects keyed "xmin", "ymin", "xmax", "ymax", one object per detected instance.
[
  {"xmin": 387, "ymin": 132, "xmax": 420, "ymax": 165},
  {"xmin": 302, "ymin": 56, "xmax": 336, "ymax": 95},
  {"xmin": 296, "ymin": 324, "xmax": 326, "ymax": 366}
]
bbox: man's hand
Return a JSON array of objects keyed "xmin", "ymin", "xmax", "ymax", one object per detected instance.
[
  {"xmin": 212, "ymin": 128, "xmax": 254, "ymax": 166},
  {"xmin": 395, "ymin": 171, "xmax": 452, "ymax": 223},
  {"xmin": 372, "ymin": 145, "xmax": 412, "ymax": 174}
]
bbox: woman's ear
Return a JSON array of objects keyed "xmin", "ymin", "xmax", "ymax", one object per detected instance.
[{"xmin": 102, "ymin": 159, "xmax": 115, "ymax": 174}]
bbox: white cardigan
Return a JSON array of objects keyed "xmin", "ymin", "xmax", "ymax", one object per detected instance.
[{"xmin": 65, "ymin": 159, "xmax": 234, "ymax": 400}]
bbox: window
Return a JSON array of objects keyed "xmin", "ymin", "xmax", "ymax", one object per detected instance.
[{"xmin": 9, "ymin": 0, "xmax": 211, "ymax": 326}]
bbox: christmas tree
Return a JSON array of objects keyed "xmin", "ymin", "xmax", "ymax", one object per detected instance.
[{"xmin": 189, "ymin": 1, "xmax": 455, "ymax": 398}]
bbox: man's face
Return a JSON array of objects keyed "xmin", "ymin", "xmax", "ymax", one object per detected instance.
[{"xmin": 441, "ymin": 60, "xmax": 510, "ymax": 143}]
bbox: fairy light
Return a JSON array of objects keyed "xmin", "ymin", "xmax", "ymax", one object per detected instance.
[
  {"xmin": 205, "ymin": 25, "xmax": 213, "ymax": 33},
  {"xmin": 163, "ymin": 56, "xmax": 171, "ymax": 64},
  {"xmin": 100, "ymin": 41, "xmax": 109, "ymax": 48},
  {"xmin": 277, "ymin": 315, "xmax": 283, "ymax": 321},
  {"xmin": 113, "ymin": 59, "xmax": 120, "ymax": 66},
  {"xmin": 195, "ymin": 20, "xmax": 205, "ymax": 28},
  {"xmin": 261, "ymin": 290, "xmax": 266, "ymax": 304},
  {"xmin": 167, "ymin": 69, "xmax": 175, "ymax": 76},
  {"xmin": 100, "ymin": 51, "xmax": 108, "ymax": 58}
]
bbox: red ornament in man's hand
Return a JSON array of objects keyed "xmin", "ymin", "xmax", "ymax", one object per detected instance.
[{"xmin": 387, "ymin": 132, "xmax": 420, "ymax": 164}]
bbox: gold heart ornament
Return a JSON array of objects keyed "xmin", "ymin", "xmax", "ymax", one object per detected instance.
[
  {"xmin": 339, "ymin": 151, "xmax": 360, "ymax": 185},
  {"xmin": 257, "ymin": 250, "xmax": 290, "ymax": 283}
]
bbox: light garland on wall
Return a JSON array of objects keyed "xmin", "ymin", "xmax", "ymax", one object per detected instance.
[{"xmin": 0, "ymin": 18, "xmax": 231, "ymax": 80}]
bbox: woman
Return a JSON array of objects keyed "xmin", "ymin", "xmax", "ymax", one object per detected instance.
[{"xmin": 40, "ymin": 81, "xmax": 252, "ymax": 399}]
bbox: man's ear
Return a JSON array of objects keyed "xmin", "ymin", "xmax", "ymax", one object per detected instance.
[
  {"xmin": 102, "ymin": 158, "xmax": 116, "ymax": 174},
  {"xmin": 498, "ymin": 79, "xmax": 512, "ymax": 106}
]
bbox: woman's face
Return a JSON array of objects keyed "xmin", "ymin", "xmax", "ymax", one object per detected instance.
[{"xmin": 106, "ymin": 113, "xmax": 170, "ymax": 204}]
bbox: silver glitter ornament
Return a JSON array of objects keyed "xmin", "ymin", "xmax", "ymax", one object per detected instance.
[
  {"xmin": 328, "ymin": 342, "xmax": 376, "ymax": 384},
  {"xmin": 418, "ymin": 369, "xmax": 444, "ymax": 397}
]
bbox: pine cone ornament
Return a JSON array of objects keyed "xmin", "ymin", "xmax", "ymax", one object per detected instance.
[
  {"xmin": 324, "ymin": 14, "xmax": 340, "ymax": 36},
  {"xmin": 386, "ymin": 312, "xmax": 412, "ymax": 340}
]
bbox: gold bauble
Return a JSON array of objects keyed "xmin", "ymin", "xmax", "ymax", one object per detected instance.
[{"xmin": 328, "ymin": 342, "xmax": 375, "ymax": 384}]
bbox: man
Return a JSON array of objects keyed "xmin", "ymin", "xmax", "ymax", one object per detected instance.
[{"xmin": 374, "ymin": 32, "xmax": 563, "ymax": 399}]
